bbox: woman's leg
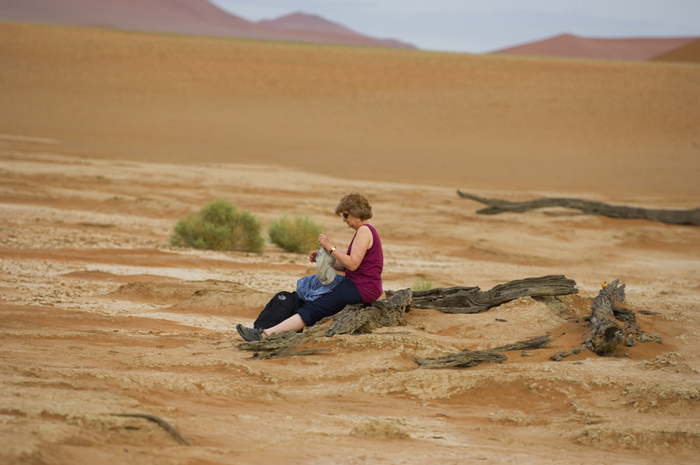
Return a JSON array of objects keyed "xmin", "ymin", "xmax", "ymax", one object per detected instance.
[
  {"xmin": 259, "ymin": 279, "xmax": 362, "ymax": 339},
  {"xmin": 262, "ymin": 313, "xmax": 305, "ymax": 336},
  {"xmin": 294, "ymin": 279, "xmax": 363, "ymax": 327}
]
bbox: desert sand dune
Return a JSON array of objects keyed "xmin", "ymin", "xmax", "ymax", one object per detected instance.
[
  {"xmin": 1, "ymin": 21, "xmax": 700, "ymax": 465},
  {"xmin": 1, "ymin": 22, "xmax": 699, "ymax": 199},
  {"xmin": 653, "ymin": 38, "xmax": 700, "ymax": 63},
  {"xmin": 491, "ymin": 33, "xmax": 700, "ymax": 61},
  {"xmin": 0, "ymin": 0, "xmax": 414, "ymax": 48}
]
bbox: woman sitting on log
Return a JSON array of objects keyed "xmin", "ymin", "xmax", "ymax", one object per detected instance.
[{"xmin": 236, "ymin": 192, "xmax": 384, "ymax": 341}]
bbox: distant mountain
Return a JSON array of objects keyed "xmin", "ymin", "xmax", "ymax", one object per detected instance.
[
  {"xmin": 490, "ymin": 33, "xmax": 700, "ymax": 61},
  {"xmin": 0, "ymin": 0, "xmax": 255, "ymax": 35},
  {"xmin": 260, "ymin": 12, "xmax": 363, "ymax": 36},
  {"xmin": 257, "ymin": 11, "xmax": 415, "ymax": 49},
  {"xmin": 0, "ymin": 0, "xmax": 415, "ymax": 49}
]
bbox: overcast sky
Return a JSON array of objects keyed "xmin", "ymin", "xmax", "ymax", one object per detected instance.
[{"xmin": 210, "ymin": 0, "xmax": 700, "ymax": 53}]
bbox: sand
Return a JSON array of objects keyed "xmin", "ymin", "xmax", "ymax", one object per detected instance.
[{"xmin": 1, "ymin": 21, "xmax": 700, "ymax": 465}]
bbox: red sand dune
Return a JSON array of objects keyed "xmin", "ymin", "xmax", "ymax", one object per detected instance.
[
  {"xmin": 260, "ymin": 11, "xmax": 364, "ymax": 36},
  {"xmin": 0, "ymin": 0, "xmax": 415, "ymax": 48},
  {"xmin": 491, "ymin": 33, "xmax": 700, "ymax": 61},
  {"xmin": 652, "ymin": 37, "xmax": 700, "ymax": 63}
]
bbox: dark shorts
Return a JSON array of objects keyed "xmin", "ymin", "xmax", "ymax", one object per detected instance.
[{"xmin": 296, "ymin": 278, "xmax": 364, "ymax": 326}]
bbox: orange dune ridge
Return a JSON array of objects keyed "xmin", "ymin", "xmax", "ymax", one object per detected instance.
[
  {"xmin": 653, "ymin": 38, "xmax": 700, "ymax": 63},
  {"xmin": 1, "ymin": 21, "xmax": 699, "ymax": 199},
  {"xmin": 490, "ymin": 33, "xmax": 700, "ymax": 61}
]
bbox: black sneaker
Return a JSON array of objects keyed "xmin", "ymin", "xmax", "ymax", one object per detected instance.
[{"xmin": 236, "ymin": 324, "xmax": 263, "ymax": 342}]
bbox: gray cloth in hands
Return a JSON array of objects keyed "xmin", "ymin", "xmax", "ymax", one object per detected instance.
[{"xmin": 316, "ymin": 247, "xmax": 337, "ymax": 285}]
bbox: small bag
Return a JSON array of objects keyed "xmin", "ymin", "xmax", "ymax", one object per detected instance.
[
  {"xmin": 254, "ymin": 291, "xmax": 303, "ymax": 329},
  {"xmin": 316, "ymin": 247, "xmax": 337, "ymax": 285}
]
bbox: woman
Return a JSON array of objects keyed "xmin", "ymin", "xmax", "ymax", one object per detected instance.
[{"xmin": 236, "ymin": 192, "xmax": 383, "ymax": 341}]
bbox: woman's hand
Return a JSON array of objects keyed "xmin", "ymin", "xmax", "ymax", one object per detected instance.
[
  {"xmin": 318, "ymin": 234, "xmax": 333, "ymax": 251},
  {"xmin": 309, "ymin": 250, "xmax": 318, "ymax": 263}
]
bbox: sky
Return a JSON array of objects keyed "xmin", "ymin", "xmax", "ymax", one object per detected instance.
[{"xmin": 210, "ymin": 0, "xmax": 700, "ymax": 53}]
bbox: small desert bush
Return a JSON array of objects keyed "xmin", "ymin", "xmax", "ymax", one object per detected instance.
[
  {"xmin": 411, "ymin": 279, "xmax": 433, "ymax": 292},
  {"xmin": 170, "ymin": 199, "xmax": 265, "ymax": 253},
  {"xmin": 268, "ymin": 215, "xmax": 322, "ymax": 254}
]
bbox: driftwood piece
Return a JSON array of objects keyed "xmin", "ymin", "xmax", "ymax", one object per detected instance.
[
  {"xmin": 585, "ymin": 279, "xmax": 626, "ymax": 355},
  {"xmin": 550, "ymin": 345, "xmax": 586, "ymax": 361},
  {"xmin": 237, "ymin": 329, "xmax": 317, "ymax": 360},
  {"xmin": 405, "ymin": 275, "xmax": 577, "ymax": 314},
  {"xmin": 490, "ymin": 334, "xmax": 553, "ymax": 352},
  {"xmin": 415, "ymin": 349, "xmax": 506, "ymax": 369},
  {"xmin": 415, "ymin": 335, "xmax": 552, "ymax": 369},
  {"xmin": 111, "ymin": 413, "xmax": 190, "ymax": 446},
  {"xmin": 457, "ymin": 190, "xmax": 700, "ymax": 226},
  {"xmin": 326, "ymin": 288, "xmax": 413, "ymax": 336},
  {"xmin": 238, "ymin": 289, "xmax": 414, "ymax": 359},
  {"xmin": 551, "ymin": 279, "xmax": 661, "ymax": 361}
]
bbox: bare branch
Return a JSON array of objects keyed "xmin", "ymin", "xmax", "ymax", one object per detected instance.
[
  {"xmin": 457, "ymin": 190, "xmax": 700, "ymax": 226},
  {"xmin": 405, "ymin": 275, "xmax": 577, "ymax": 314},
  {"xmin": 111, "ymin": 413, "xmax": 190, "ymax": 446}
]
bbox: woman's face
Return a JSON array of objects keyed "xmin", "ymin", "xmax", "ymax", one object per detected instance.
[{"xmin": 342, "ymin": 211, "xmax": 361, "ymax": 229}]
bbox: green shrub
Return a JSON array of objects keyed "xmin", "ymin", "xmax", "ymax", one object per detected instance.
[
  {"xmin": 411, "ymin": 279, "xmax": 433, "ymax": 292},
  {"xmin": 268, "ymin": 215, "xmax": 322, "ymax": 254},
  {"xmin": 170, "ymin": 199, "xmax": 265, "ymax": 253}
]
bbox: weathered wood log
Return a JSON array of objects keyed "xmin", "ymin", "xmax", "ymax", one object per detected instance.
[
  {"xmin": 415, "ymin": 335, "xmax": 551, "ymax": 369},
  {"xmin": 404, "ymin": 275, "xmax": 577, "ymax": 314},
  {"xmin": 457, "ymin": 190, "xmax": 700, "ymax": 226},
  {"xmin": 585, "ymin": 279, "xmax": 626, "ymax": 355},
  {"xmin": 552, "ymin": 279, "xmax": 663, "ymax": 360},
  {"xmin": 490, "ymin": 334, "xmax": 553, "ymax": 352},
  {"xmin": 415, "ymin": 349, "xmax": 507, "ymax": 369},
  {"xmin": 550, "ymin": 345, "xmax": 586, "ymax": 361},
  {"xmin": 237, "ymin": 289, "xmax": 414, "ymax": 358},
  {"xmin": 237, "ymin": 329, "xmax": 318, "ymax": 360},
  {"xmin": 326, "ymin": 288, "xmax": 413, "ymax": 336}
]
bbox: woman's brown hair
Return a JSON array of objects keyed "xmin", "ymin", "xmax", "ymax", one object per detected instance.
[{"xmin": 334, "ymin": 192, "xmax": 373, "ymax": 220}]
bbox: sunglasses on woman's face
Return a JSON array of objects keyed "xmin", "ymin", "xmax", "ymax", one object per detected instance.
[{"xmin": 342, "ymin": 212, "xmax": 349, "ymax": 219}]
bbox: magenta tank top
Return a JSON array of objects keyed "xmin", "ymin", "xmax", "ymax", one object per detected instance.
[{"xmin": 345, "ymin": 224, "xmax": 383, "ymax": 302}]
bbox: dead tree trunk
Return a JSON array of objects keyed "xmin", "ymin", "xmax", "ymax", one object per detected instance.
[
  {"xmin": 457, "ymin": 190, "xmax": 700, "ymax": 226},
  {"xmin": 401, "ymin": 275, "xmax": 577, "ymax": 314},
  {"xmin": 326, "ymin": 288, "xmax": 413, "ymax": 336},
  {"xmin": 584, "ymin": 279, "xmax": 626, "ymax": 355},
  {"xmin": 237, "ymin": 289, "xmax": 413, "ymax": 359},
  {"xmin": 550, "ymin": 280, "xmax": 626, "ymax": 360},
  {"xmin": 551, "ymin": 279, "xmax": 663, "ymax": 361}
]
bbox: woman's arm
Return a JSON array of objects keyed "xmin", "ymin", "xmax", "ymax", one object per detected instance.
[{"xmin": 319, "ymin": 226, "xmax": 372, "ymax": 272}]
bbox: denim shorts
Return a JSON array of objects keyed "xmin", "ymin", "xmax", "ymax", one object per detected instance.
[{"xmin": 296, "ymin": 277, "xmax": 363, "ymax": 326}]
